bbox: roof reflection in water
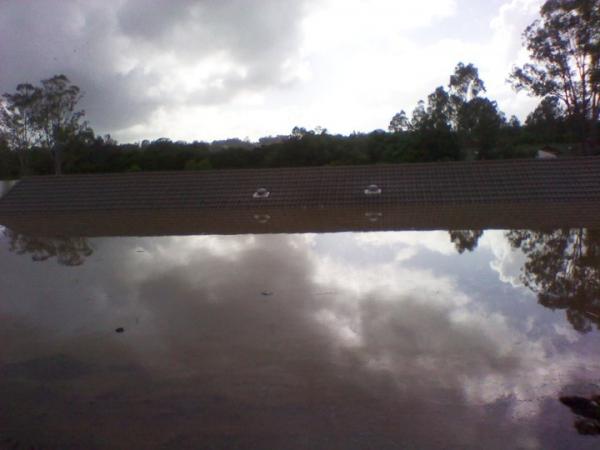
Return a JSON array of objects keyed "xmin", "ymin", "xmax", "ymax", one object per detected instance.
[{"xmin": 1, "ymin": 204, "xmax": 600, "ymax": 449}]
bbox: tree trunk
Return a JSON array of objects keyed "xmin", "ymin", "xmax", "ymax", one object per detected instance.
[
  {"xmin": 17, "ymin": 149, "xmax": 29, "ymax": 176},
  {"xmin": 53, "ymin": 143, "xmax": 63, "ymax": 175}
]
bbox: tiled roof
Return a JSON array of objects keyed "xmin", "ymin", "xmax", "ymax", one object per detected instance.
[
  {"xmin": 0, "ymin": 157, "xmax": 599, "ymax": 236},
  {"xmin": 1, "ymin": 157, "xmax": 600, "ymax": 212}
]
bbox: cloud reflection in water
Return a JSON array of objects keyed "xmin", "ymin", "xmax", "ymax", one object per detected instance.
[{"xmin": 0, "ymin": 230, "xmax": 599, "ymax": 449}]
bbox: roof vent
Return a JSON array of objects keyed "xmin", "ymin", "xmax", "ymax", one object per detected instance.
[
  {"xmin": 365, "ymin": 212, "xmax": 383, "ymax": 222},
  {"xmin": 364, "ymin": 184, "xmax": 381, "ymax": 195},
  {"xmin": 253, "ymin": 187, "xmax": 270, "ymax": 199}
]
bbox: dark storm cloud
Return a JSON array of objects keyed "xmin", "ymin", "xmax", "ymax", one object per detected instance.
[{"xmin": 0, "ymin": 0, "xmax": 310, "ymax": 133}]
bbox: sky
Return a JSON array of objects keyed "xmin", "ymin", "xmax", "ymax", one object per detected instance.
[{"xmin": 0, "ymin": 0, "xmax": 544, "ymax": 143}]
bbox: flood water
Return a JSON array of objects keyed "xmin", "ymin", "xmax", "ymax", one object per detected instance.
[{"xmin": 1, "ymin": 219, "xmax": 600, "ymax": 448}]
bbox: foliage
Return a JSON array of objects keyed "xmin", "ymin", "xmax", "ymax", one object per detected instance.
[
  {"xmin": 389, "ymin": 110, "xmax": 410, "ymax": 133},
  {"xmin": 0, "ymin": 83, "xmax": 41, "ymax": 173},
  {"xmin": 449, "ymin": 230, "xmax": 484, "ymax": 253},
  {"xmin": 506, "ymin": 228, "xmax": 600, "ymax": 333},
  {"xmin": 1, "ymin": 75, "xmax": 88, "ymax": 174},
  {"xmin": 391, "ymin": 62, "xmax": 505, "ymax": 158},
  {"xmin": 525, "ymin": 96, "xmax": 567, "ymax": 142},
  {"xmin": 510, "ymin": 0, "xmax": 600, "ymax": 145},
  {"xmin": 449, "ymin": 62, "xmax": 486, "ymax": 104},
  {"xmin": 458, "ymin": 97, "xmax": 504, "ymax": 157},
  {"xmin": 184, "ymin": 158, "xmax": 212, "ymax": 170},
  {"xmin": 4, "ymin": 229, "xmax": 93, "ymax": 266},
  {"xmin": 560, "ymin": 395, "xmax": 600, "ymax": 436}
]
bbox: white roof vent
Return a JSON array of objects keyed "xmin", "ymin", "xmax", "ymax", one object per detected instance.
[
  {"xmin": 365, "ymin": 212, "xmax": 383, "ymax": 222},
  {"xmin": 253, "ymin": 187, "xmax": 270, "ymax": 199},
  {"xmin": 364, "ymin": 184, "xmax": 382, "ymax": 195}
]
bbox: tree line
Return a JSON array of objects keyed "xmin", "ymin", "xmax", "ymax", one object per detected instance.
[{"xmin": 0, "ymin": 0, "xmax": 598, "ymax": 178}]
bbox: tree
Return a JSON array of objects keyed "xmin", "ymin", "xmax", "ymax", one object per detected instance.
[
  {"xmin": 446, "ymin": 63, "xmax": 506, "ymax": 155},
  {"xmin": 510, "ymin": 0, "xmax": 600, "ymax": 149},
  {"xmin": 508, "ymin": 115, "xmax": 522, "ymax": 129},
  {"xmin": 0, "ymin": 83, "xmax": 42, "ymax": 174},
  {"xmin": 313, "ymin": 125, "xmax": 328, "ymax": 135},
  {"xmin": 403, "ymin": 63, "xmax": 490, "ymax": 135},
  {"xmin": 525, "ymin": 96, "xmax": 566, "ymax": 141},
  {"xmin": 1, "ymin": 75, "xmax": 88, "ymax": 175},
  {"xmin": 406, "ymin": 88, "xmax": 453, "ymax": 133},
  {"xmin": 449, "ymin": 62, "xmax": 486, "ymax": 102},
  {"xmin": 526, "ymin": 96, "xmax": 565, "ymax": 125},
  {"xmin": 389, "ymin": 110, "xmax": 410, "ymax": 133},
  {"xmin": 448, "ymin": 62, "xmax": 486, "ymax": 129},
  {"xmin": 290, "ymin": 126, "xmax": 310, "ymax": 140},
  {"xmin": 425, "ymin": 86, "xmax": 453, "ymax": 131},
  {"xmin": 560, "ymin": 395, "xmax": 600, "ymax": 435},
  {"xmin": 449, "ymin": 230, "xmax": 483, "ymax": 253},
  {"xmin": 4, "ymin": 229, "xmax": 93, "ymax": 266},
  {"xmin": 37, "ymin": 75, "xmax": 87, "ymax": 175},
  {"xmin": 410, "ymin": 100, "xmax": 428, "ymax": 130},
  {"xmin": 458, "ymin": 97, "xmax": 504, "ymax": 157}
]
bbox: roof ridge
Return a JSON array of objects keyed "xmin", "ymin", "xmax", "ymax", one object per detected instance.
[{"xmin": 16, "ymin": 156, "xmax": 600, "ymax": 181}]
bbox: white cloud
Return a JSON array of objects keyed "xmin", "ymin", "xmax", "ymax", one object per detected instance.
[
  {"xmin": 301, "ymin": 0, "xmax": 457, "ymax": 53},
  {"xmin": 0, "ymin": 0, "xmax": 546, "ymax": 141},
  {"xmin": 307, "ymin": 232, "xmax": 584, "ymax": 419},
  {"xmin": 486, "ymin": 0, "xmax": 544, "ymax": 118},
  {"xmin": 355, "ymin": 231, "xmax": 457, "ymax": 255},
  {"xmin": 480, "ymin": 230, "xmax": 528, "ymax": 288}
]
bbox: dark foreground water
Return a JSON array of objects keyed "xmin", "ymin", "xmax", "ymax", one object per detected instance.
[{"xmin": 1, "ymin": 224, "xmax": 600, "ymax": 449}]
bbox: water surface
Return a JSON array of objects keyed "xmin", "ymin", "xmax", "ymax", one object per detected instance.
[{"xmin": 1, "ymin": 225, "xmax": 599, "ymax": 449}]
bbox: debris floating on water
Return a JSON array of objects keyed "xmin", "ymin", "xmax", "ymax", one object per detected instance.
[
  {"xmin": 115, "ymin": 327, "xmax": 125, "ymax": 333},
  {"xmin": 261, "ymin": 291, "xmax": 273, "ymax": 296}
]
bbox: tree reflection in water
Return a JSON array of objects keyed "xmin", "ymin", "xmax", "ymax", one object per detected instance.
[
  {"xmin": 3, "ymin": 229, "xmax": 93, "ymax": 266},
  {"xmin": 506, "ymin": 229, "xmax": 600, "ymax": 334},
  {"xmin": 447, "ymin": 228, "xmax": 600, "ymax": 333},
  {"xmin": 448, "ymin": 230, "xmax": 483, "ymax": 253}
]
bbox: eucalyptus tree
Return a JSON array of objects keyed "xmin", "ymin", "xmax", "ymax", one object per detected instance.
[
  {"xmin": 525, "ymin": 96, "xmax": 566, "ymax": 141},
  {"xmin": 457, "ymin": 97, "xmax": 504, "ymax": 157},
  {"xmin": 5, "ymin": 228, "xmax": 94, "ymax": 266},
  {"xmin": 510, "ymin": 0, "xmax": 600, "ymax": 148},
  {"xmin": 425, "ymin": 86, "xmax": 453, "ymax": 131},
  {"xmin": 37, "ymin": 75, "xmax": 87, "ymax": 175},
  {"xmin": 449, "ymin": 62, "xmax": 486, "ymax": 103},
  {"xmin": 0, "ymin": 83, "xmax": 42, "ymax": 174},
  {"xmin": 449, "ymin": 230, "xmax": 484, "ymax": 253},
  {"xmin": 388, "ymin": 110, "xmax": 410, "ymax": 133},
  {"xmin": 1, "ymin": 74, "xmax": 88, "ymax": 175},
  {"xmin": 404, "ymin": 63, "xmax": 492, "ymax": 134},
  {"xmin": 410, "ymin": 100, "xmax": 428, "ymax": 131},
  {"xmin": 448, "ymin": 62, "xmax": 486, "ymax": 130}
]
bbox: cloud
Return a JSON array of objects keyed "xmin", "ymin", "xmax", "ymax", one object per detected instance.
[
  {"xmin": 354, "ymin": 230, "xmax": 457, "ymax": 256},
  {"xmin": 0, "ymin": 0, "xmax": 311, "ymax": 135},
  {"xmin": 487, "ymin": 0, "xmax": 544, "ymax": 117},
  {"xmin": 0, "ymin": 0, "xmax": 547, "ymax": 142},
  {"xmin": 481, "ymin": 229, "xmax": 528, "ymax": 287}
]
